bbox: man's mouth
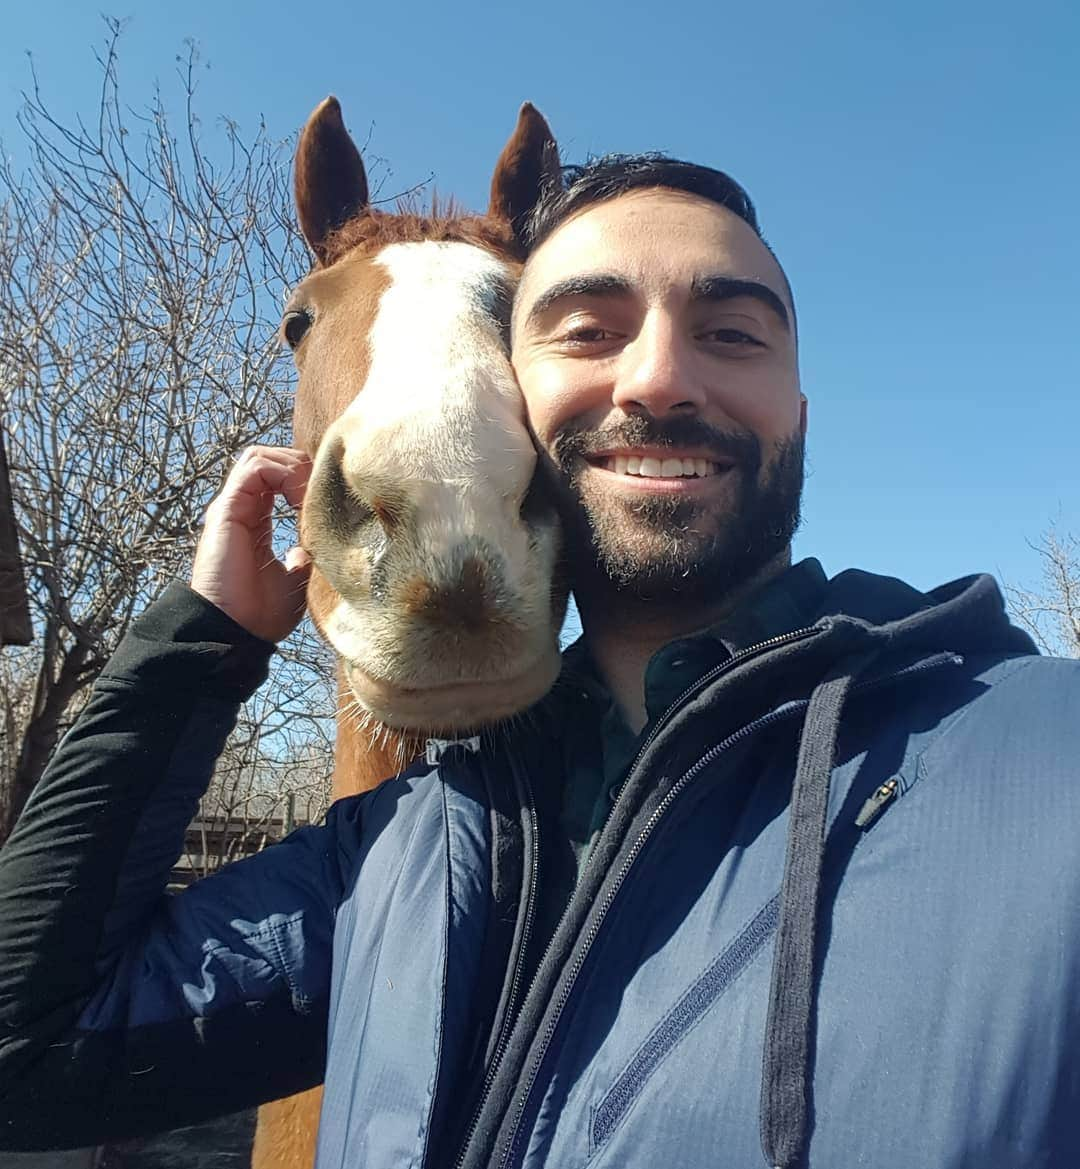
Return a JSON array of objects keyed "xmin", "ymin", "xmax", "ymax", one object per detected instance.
[{"xmin": 584, "ymin": 451, "xmax": 735, "ymax": 480}]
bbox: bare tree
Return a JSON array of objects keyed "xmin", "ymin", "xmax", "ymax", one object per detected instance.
[
  {"xmin": 0, "ymin": 23, "xmax": 374, "ymax": 836},
  {"xmin": 1005, "ymin": 527, "xmax": 1080, "ymax": 659}
]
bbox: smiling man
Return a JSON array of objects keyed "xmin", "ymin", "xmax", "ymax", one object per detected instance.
[
  {"xmin": 498, "ymin": 156, "xmax": 1080, "ymax": 1168},
  {"xmin": 1, "ymin": 154, "xmax": 1079, "ymax": 1169},
  {"xmin": 514, "ymin": 168, "xmax": 806, "ymax": 731}
]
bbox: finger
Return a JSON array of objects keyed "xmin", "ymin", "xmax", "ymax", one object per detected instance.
[
  {"xmin": 242, "ymin": 449, "xmax": 313, "ymax": 510},
  {"xmin": 228, "ymin": 446, "xmax": 311, "ymax": 481},
  {"xmin": 218, "ymin": 450, "xmax": 313, "ymax": 524},
  {"xmin": 284, "ymin": 545, "xmax": 312, "ymax": 572},
  {"xmin": 253, "ymin": 491, "xmax": 276, "ymax": 552},
  {"xmin": 279, "ymin": 455, "xmax": 313, "ymax": 511},
  {"xmin": 233, "ymin": 444, "xmax": 312, "ymax": 465}
]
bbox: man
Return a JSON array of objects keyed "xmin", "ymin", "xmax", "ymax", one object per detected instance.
[{"xmin": 1, "ymin": 156, "xmax": 1078, "ymax": 1169}]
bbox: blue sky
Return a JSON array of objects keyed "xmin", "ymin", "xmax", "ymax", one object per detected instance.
[{"xmin": 2, "ymin": 0, "xmax": 1077, "ymax": 617}]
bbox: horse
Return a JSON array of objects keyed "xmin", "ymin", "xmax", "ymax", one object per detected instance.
[{"xmin": 249, "ymin": 97, "xmax": 564, "ymax": 1169}]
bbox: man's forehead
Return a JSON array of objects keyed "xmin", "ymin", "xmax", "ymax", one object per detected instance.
[{"xmin": 519, "ymin": 187, "xmax": 789, "ymax": 308}]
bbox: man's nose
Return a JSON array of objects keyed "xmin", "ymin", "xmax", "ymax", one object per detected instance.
[{"xmin": 610, "ymin": 316, "xmax": 706, "ymax": 416}]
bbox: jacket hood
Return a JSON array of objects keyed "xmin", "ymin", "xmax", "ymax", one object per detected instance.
[{"xmin": 815, "ymin": 566, "xmax": 1037, "ymax": 660}]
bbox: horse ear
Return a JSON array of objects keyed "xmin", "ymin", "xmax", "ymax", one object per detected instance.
[
  {"xmin": 295, "ymin": 97, "xmax": 370, "ymax": 264},
  {"xmin": 488, "ymin": 103, "xmax": 560, "ymax": 242}
]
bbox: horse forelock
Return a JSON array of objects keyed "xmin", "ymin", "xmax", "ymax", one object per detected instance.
[{"xmin": 318, "ymin": 200, "xmax": 521, "ymax": 270}]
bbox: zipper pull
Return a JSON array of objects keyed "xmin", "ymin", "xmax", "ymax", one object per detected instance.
[{"xmin": 855, "ymin": 777, "xmax": 899, "ymax": 830}]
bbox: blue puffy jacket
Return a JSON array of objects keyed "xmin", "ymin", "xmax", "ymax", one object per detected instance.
[{"xmin": 0, "ymin": 567, "xmax": 1078, "ymax": 1168}]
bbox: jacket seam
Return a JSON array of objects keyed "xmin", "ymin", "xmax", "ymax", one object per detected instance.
[
  {"xmin": 588, "ymin": 894, "xmax": 780, "ymax": 1155},
  {"xmin": 898, "ymin": 655, "xmax": 1039, "ymax": 812},
  {"xmin": 916, "ymin": 654, "xmax": 1036, "ymax": 758},
  {"xmin": 417, "ymin": 777, "xmax": 454, "ymax": 1168},
  {"xmin": 262, "ymin": 914, "xmax": 311, "ymax": 1013}
]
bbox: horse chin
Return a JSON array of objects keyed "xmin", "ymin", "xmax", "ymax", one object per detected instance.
[{"xmin": 344, "ymin": 647, "xmax": 563, "ymax": 735}]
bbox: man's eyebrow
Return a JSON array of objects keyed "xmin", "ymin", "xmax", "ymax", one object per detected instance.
[
  {"xmin": 691, "ymin": 275, "xmax": 791, "ymax": 331},
  {"xmin": 522, "ymin": 273, "xmax": 633, "ymax": 329}
]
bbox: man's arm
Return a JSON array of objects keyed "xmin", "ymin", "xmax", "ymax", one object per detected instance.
[{"xmin": 0, "ymin": 448, "xmax": 348, "ymax": 1149}]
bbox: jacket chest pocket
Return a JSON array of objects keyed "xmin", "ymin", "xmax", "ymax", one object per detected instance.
[{"xmin": 588, "ymin": 895, "xmax": 779, "ymax": 1158}]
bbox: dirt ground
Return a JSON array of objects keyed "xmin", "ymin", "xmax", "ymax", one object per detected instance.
[
  {"xmin": 103, "ymin": 1113, "xmax": 256, "ymax": 1169},
  {"xmin": 0, "ymin": 1113, "xmax": 255, "ymax": 1169}
]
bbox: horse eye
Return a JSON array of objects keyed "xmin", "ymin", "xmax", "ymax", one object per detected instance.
[{"xmin": 282, "ymin": 308, "xmax": 313, "ymax": 348}]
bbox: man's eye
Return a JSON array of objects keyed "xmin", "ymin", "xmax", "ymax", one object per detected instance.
[
  {"xmin": 561, "ymin": 326, "xmax": 611, "ymax": 344},
  {"xmin": 706, "ymin": 328, "xmax": 763, "ymax": 347}
]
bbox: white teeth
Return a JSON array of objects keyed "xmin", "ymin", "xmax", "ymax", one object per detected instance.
[
  {"xmin": 639, "ymin": 456, "xmax": 663, "ymax": 477},
  {"xmin": 603, "ymin": 455, "xmax": 719, "ymax": 478}
]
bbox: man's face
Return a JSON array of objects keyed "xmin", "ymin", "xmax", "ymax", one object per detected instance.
[{"xmin": 513, "ymin": 188, "xmax": 806, "ymax": 602}]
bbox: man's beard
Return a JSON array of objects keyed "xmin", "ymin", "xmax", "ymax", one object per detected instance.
[{"xmin": 546, "ymin": 414, "xmax": 804, "ymax": 605}]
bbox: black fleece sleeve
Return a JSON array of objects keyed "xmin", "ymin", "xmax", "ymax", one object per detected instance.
[{"xmin": 0, "ymin": 583, "xmax": 340, "ymax": 1149}]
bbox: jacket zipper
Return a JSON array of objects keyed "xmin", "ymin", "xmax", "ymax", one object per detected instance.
[
  {"xmin": 498, "ymin": 707, "xmax": 796, "ymax": 1169},
  {"xmin": 448, "ymin": 624, "xmax": 824, "ymax": 1169},
  {"xmin": 452, "ymin": 756, "xmax": 541, "ymax": 1169},
  {"xmin": 496, "ymin": 648, "xmax": 962, "ymax": 1168},
  {"xmin": 614, "ymin": 624, "xmax": 826, "ymax": 803},
  {"xmin": 506, "ymin": 624, "xmax": 828, "ymax": 1032}
]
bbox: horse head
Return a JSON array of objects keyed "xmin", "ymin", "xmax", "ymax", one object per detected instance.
[{"xmin": 285, "ymin": 98, "xmax": 565, "ymax": 735}]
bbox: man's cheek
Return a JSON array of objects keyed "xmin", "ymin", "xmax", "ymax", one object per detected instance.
[{"xmin": 526, "ymin": 370, "xmax": 595, "ymax": 441}]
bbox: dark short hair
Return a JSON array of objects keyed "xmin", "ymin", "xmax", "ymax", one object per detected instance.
[
  {"xmin": 523, "ymin": 154, "xmax": 763, "ymax": 250},
  {"xmin": 521, "ymin": 154, "xmax": 794, "ymax": 322}
]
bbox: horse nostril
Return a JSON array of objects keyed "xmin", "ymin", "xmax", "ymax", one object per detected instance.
[
  {"xmin": 318, "ymin": 438, "xmax": 377, "ymax": 537},
  {"xmin": 370, "ymin": 497, "xmax": 399, "ymax": 535},
  {"xmin": 312, "ymin": 434, "xmax": 404, "ymax": 545}
]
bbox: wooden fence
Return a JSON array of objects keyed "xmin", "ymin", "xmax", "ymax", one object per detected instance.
[{"xmin": 169, "ymin": 797, "xmax": 307, "ymax": 887}]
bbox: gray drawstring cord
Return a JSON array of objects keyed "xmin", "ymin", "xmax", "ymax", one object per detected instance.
[{"xmin": 760, "ymin": 652, "xmax": 875, "ymax": 1169}]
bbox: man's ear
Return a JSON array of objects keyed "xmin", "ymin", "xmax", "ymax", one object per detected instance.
[
  {"xmin": 488, "ymin": 103, "xmax": 560, "ymax": 243},
  {"xmin": 799, "ymin": 394, "xmax": 808, "ymax": 438},
  {"xmin": 295, "ymin": 97, "xmax": 370, "ymax": 264}
]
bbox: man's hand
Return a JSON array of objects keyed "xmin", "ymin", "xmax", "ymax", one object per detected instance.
[{"xmin": 191, "ymin": 446, "xmax": 314, "ymax": 644}]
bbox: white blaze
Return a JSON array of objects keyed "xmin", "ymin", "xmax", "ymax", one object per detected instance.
[{"xmin": 336, "ymin": 241, "xmax": 533, "ymax": 548}]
